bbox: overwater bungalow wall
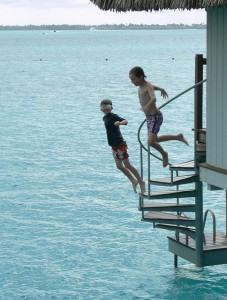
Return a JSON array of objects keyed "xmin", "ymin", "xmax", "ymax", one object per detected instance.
[{"xmin": 207, "ymin": 6, "xmax": 227, "ymax": 170}]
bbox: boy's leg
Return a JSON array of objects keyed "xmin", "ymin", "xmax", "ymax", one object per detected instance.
[
  {"xmin": 123, "ymin": 159, "xmax": 145, "ymax": 194},
  {"xmin": 158, "ymin": 133, "xmax": 189, "ymax": 145},
  {"xmin": 148, "ymin": 132, "xmax": 169, "ymax": 167},
  {"xmin": 114, "ymin": 158, "xmax": 138, "ymax": 192},
  {"xmin": 146, "ymin": 113, "xmax": 168, "ymax": 167}
]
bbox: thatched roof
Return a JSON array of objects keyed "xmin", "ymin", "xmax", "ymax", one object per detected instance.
[{"xmin": 90, "ymin": 0, "xmax": 227, "ymax": 11}]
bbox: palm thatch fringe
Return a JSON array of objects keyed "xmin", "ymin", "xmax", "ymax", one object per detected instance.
[{"xmin": 90, "ymin": 0, "xmax": 227, "ymax": 11}]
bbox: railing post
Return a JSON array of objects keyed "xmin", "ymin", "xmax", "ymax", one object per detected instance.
[
  {"xmin": 195, "ymin": 180, "xmax": 203, "ymax": 267},
  {"xmin": 140, "ymin": 143, "xmax": 143, "ymax": 179},
  {"xmin": 148, "ymin": 144, "xmax": 151, "ymax": 196},
  {"xmin": 194, "ymin": 54, "xmax": 206, "ymax": 267}
]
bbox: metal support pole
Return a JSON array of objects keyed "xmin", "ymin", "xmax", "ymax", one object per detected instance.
[
  {"xmin": 140, "ymin": 143, "xmax": 143, "ymax": 179},
  {"xmin": 148, "ymin": 144, "xmax": 151, "ymax": 196},
  {"xmin": 194, "ymin": 54, "xmax": 206, "ymax": 267},
  {"xmin": 174, "ymin": 255, "xmax": 178, "ymax": 267},
  {"xmin": 195, "ymin": 180, "xmax": 203, "ymax": 267}
]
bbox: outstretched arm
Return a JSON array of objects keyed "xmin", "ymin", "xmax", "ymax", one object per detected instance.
[
  {"xmin": 114, "ymin": 120, "xmax": 128, "ymax": 126},
  {"xmin": 153, "ymin": 85, "xmax": 168, "ymax": 98}
]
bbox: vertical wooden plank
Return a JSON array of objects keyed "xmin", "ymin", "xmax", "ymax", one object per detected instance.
[
  {"xmin": 216, "ymin": 8, "xmax": 224, "ymax": 166},
  {"xmin": 206, "ymin": 8, "xmax": 212, "ymax": 162},
  {"xmin": 211, "ymin": 9, "xmax": 217, "ymax": 166},
  {"xmin": 207, "ymin": 8, "xmax": 218, "ymax": 165},
  {"xmin": 206, "ymin": 9, "xmax": 211, "ymax": 163},
  {"xmin": 222, "ymin": 7, "xmax": 227, "ymax": 168},
  {"xmin": 208, "ymin": 7, "xmax": 227, "ymax": 169}
]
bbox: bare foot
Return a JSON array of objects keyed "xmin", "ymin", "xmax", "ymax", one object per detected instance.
[
  {"xmin": 132, "ymin": 180, "xmax": 138, "ymax": 193},
  {"xmin": 179, "ymin": 133, "xmax": 189, "ymax": 145},
  {"xmin": 139, "ymin": 180, "xmax": 146, "ymax": 194},
  {"xmin": 162, "ymin": 152, "xmax": 169, "ymax": 167}
]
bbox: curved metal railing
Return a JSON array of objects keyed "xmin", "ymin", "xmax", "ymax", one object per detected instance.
[{"xmin": 203, "ymin": 209, "xmax": 216, "ymax": 243}]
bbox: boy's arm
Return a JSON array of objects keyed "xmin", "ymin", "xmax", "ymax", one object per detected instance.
[
  {"xmin": 114, "ymin": 119, "xmax": 128, "ymax": 126},
  {"xmin": 153, "ymin": 85, "xmax": 168, "ymax": 98}
]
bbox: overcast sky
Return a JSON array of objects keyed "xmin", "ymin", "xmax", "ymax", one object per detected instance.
[{"xmin": 0, "ymin": 0, "xmax": 206, "ymax": 26}]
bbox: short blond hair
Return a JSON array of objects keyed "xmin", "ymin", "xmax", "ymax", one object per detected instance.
[{"xmin": 100, "ymin": 99, "xmax": 113, "ymax": 107}]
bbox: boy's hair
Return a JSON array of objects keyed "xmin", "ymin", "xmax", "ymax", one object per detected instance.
[
  {"xmin": 129, "ymin": 66, "xmax": 146, "ymax": 79},
  {"xmin": 100, "ymin": 99, "xmax": 113, "ymax": 107}
]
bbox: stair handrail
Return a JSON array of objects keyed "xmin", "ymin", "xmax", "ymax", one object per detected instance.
[
  {"xmin": 137, "ymin": 79, "xmax": 207, "ymax": 160},
  {"xmin": 203, "ymin": 209, "xmax": 216, "ymax": 242}
]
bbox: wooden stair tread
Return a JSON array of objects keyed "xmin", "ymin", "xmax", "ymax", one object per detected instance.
[
  {"xmin": 139, "ymin": 189, "xmax": 196, "ymax": 199},
  {"xmin": 155, "ymin": 224, "xmax": 195, "ymax": 231},
  {"xmin": 149, "ymin": 174, "xmax": 198, "ymax": 186},
  {"xmin": 169, "ymin": 160, "xmax": 196, "ymax": 171},
  {"xmin": 139, "ymin": 202, "xmax": 195, "ymax": 212},
  {"xmin": 155, "ymin": 224, "xmax": 196, "ymax": 238},
  {"xmin": 140, "ymin": 202, "xmax": 196, "ymax": 212},
  {"xmin": 143, "ymin": 211, "xmax": 195, "ymax": 221},
  {"xmin": 141, "ymin": 202, "xmax": 195, "ymax": 208},
  {"xmin": 142, "ymin": 211, "xmax": 195, "ymax": 226}
]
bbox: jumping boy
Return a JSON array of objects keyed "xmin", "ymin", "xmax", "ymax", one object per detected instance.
[
  {"xmin": 100, "ymin": 99, "xmax": 145, "ymax": 194},
  {"xmin": 129, "ymin": 66, "xmax": 188, "ymax": 167}
]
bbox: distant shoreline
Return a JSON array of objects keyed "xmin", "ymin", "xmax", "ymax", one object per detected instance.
[{"xmin": 0, "ymin": 24, "xmax": 206, "ymax": 31}]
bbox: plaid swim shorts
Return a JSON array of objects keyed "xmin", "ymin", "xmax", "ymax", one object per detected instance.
[
  {"xmin": 146, "ymin": 111, "xmax": 163, "ymax": 134},
  {"xmin": 112, "ymin": 141, "xmax": 129, "ymax": 160}
]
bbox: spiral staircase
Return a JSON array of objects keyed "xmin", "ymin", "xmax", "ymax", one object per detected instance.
[{"xmin": 137, "ymin": 55, "xmax": 227, "ymax": 267}]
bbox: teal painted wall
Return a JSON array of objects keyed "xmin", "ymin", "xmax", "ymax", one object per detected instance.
[{"xmin": 207, "ymin": 6, "xmax": 227, "ymax": 169}]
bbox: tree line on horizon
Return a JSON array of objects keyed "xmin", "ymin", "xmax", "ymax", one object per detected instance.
[{"xmin": 0, "ymin": 23, "xmax": 206, "ymax": 31}]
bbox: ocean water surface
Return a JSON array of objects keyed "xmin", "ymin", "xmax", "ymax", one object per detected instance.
[{"xmin": 1, "ymin": 29, "xmax": 227, "ymax": 299}]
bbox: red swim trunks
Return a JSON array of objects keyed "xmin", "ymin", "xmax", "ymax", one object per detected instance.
[{"xmin": 112, "ymin": 141, "xmax": 129, "ymax": 160}]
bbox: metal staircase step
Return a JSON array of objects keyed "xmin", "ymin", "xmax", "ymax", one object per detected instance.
[
  {"xmin": 142, "ymin": 211, "xmax": 195, "ymax": 226},
  {"xmin": 149, "ymin": 174, "xmax": 198, "ymax": 187},
  {"xmin": 169, "ymin": 160, "xmax": 196, "ymax": 172},
  {"xmin": 139, "ymin": 189, "xmax": 197, "ymax": 199},
  {"xmin": 155, "ymin": 224, "xmax": 196, "ymax": 239},
  {"xmin": 139, "ymin": 202, "xmax": 196, "ymax": 212}
]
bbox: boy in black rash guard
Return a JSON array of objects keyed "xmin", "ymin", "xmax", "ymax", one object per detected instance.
[{"xmin": 100, "ymin": 99, "xmax": 145, "ymax": 194}]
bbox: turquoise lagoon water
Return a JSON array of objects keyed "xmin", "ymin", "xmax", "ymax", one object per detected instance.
[{"xmin": 1, "ymin": 29, "xmax": 227, "ymax": 299}]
